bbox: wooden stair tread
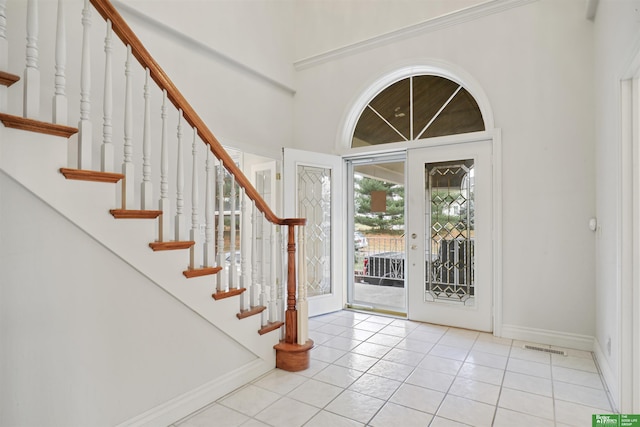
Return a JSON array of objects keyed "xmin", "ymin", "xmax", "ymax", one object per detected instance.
[
  {"xmin": 149, "ymin": 241, "xmax": 194, "ymax": 251},
  {"xmin": 110, "ymin": 209, "xmax": 162, "ymax": 219},
  {"xmin": 258, "ymin": 321, "xmax": 284, "ymax": 335},
  {"xmin": 183, "ymin": 266, "xmax": 222, "ymax": 278},
  {"xmin": 60, "ymin": 168, "xmax": 124, "ymax": 183},
  {"xmin": 0, "ymin": 71, "xmax": 20, "ymax": 87},
  {"xmin": 212, "ymin": 288, "xmax": 246, "ymax": 301},
  {"xmin": 236, "ymin": 305, "xmax": 266, "ymax": 319},
  {"xmin": 0, "ymin": 113, "xmax": 78, "ymax": 138}
]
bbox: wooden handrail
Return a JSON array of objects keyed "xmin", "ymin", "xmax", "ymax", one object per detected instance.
[{"xmin": 90, "ymin": 0, "xmax": 305, "ymax": 228}]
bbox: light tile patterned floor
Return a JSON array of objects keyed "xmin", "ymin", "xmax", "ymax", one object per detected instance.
[{"xmin": 175, "ymin": 310, "xmax": 613, "ymax": 427}]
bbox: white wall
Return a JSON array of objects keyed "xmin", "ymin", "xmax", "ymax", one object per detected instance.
[
  {"xmin": 592, "ymin": 0, "xmax": 640, "ymax": 411},
  {"xmin": 0, "ymin": 172, "xmax": 255, "ymax": 426},
  {"xmin": 293, "ymin": 0, "xmax": 596, "ymax": 340},
  {"xmin": 293, "ymin": 0, "xmax": 487, "ymax": 60}
]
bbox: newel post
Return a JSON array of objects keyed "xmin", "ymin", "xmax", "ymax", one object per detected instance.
[{"xmin": 274, "ymin": 221, "xmax": 313, "ymax": 372}]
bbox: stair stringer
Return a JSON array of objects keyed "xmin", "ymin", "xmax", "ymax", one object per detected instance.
[{"xmin": 0, "ymin": 124, "xmax": 280, "ymax": 363}]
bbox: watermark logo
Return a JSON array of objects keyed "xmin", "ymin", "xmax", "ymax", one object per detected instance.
[{"xmin": 593, "ymin": 414, "xmax": 640, "ymax": 427}]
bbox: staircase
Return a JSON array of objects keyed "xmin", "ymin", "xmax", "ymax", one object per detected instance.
[{"xmin": 0, "ymin": 0, "xmax": 312, "ymax": 425}]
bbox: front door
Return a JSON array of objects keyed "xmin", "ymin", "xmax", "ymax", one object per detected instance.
[
  {"xmin": 406, "ymin": 140, "xmax": 493, "ymax": 331},
  {"xmin": 283, "ymin": 148, "xmax": 344, "ymax": 316}
]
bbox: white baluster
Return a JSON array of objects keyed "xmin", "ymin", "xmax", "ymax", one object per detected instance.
[
  {"xmin": 52, "ymin": 0, "xmax": 66, "ymax": 124},
  {"xmin": 229, "ymin": 174, "xmax": 237, "ymax": 289},
  {"xmin": 0, "ymin": 0, "xmax": 8, "ymax": 111},
  {"xmin": 77, "ymin": 0, "xmax": 92, "ymax": 169},
  {"xmin": 100, "ymin": 20, "xmax": 113, "ymax": 172},
  {"xmin": 121, "ymin": 45, "xmax": 134, "ymax": 209},
  {"xmin": 204, "ymin": 150, "xmax": 215, "ymax": 267},
  {"xmin": 260, "ymin": 216, "xmax": 269, "ymax": 325},
  {"xmin": 250, "ymin": 204, "xmax": 259, "ymax": 307},
  {"xmin": 189, "ymin": 129, "xmax": 202, "ymax": 270},
  {"xmin": 158, "ymin": 90, "xmax": 171, "ymax": 241},
  {"xmin": 268, "ymin": 223, "xmax": 277, "ymax": 323},
  {"xmin": 297, "ymin": 227, "xmax": 309, "ymax": 345},
  {"xmin": 23, "ymin": 0, "xmax": 39, "ymax": 119},
  {"xmin": 216, "ymin": 162, "xmax": 227, "ymax": 292},
  {"xmin": 175, "ymin": 110, "xmax": 186, "ymax": 241},
  {"xmin": 141, "ymin": 68, "xmax": 152, "ymax": 209},
  {"xmin": 240, "ymin": 189, "xmax": 250, "ymax": 310}
]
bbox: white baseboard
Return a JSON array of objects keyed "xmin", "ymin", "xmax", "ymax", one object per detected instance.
[
  {"xmin": 115, "ymin": 359, "xmax": 273, "ymax": 427},
  {"xmin": 593, "ymin": 338, "xmax": 619, "ymax": 412},
  {"xmin": 501, "ymin": 323, "xmax": 594, "ymax": 351}
]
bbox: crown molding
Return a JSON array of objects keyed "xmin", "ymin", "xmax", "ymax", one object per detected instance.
[{"xmin": 294, "ymin": 0, "xmax": 538, "ymax": 71}]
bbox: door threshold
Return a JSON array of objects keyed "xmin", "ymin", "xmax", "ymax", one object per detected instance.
[{"xmin": 346, "ymin": 303, "xmax": 407, "ymax": 318}]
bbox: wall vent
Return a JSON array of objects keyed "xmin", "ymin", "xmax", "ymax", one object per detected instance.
[{"xmin": 523, "ymin": 344, "xmax": 567, "ymax": 356}]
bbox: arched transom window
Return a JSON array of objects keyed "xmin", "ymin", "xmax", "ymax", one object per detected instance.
[{"xmin": 352, "ymin": 75, "xmax": 485, "ymax": 148}]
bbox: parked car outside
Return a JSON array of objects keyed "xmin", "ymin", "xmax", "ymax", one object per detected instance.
[{"xmin": 354, "ymin": 231, "xmax": 368, "ymax": 250}]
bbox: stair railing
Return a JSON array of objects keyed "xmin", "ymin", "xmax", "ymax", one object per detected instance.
[{"xmin": 1, "ymin": 0, "xmax": 312, "ymax": 369}]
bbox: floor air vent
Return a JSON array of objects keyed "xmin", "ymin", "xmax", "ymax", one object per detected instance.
[{"xmin": 523, "ymin": 344, "xmax": 567, "ymax": 356}]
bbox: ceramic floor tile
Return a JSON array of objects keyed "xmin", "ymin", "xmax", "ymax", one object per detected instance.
[
  {"xmin": 304, "ymin": 410, "xmax": 364, "ymax": 427},
  {"xmin": 313, "ymin": 364, "xmax": 363, "ymax": 388},
  {"xmin": 219, "ymin": 385, "xmax": 281, "ymax": 417},
  {"xmin": 310, "ymin": 345, "xmax": 347, "ymax": 363},
  {"xmin": 554, "ymin": 399, "xmax": 611, "ymax": 427},
  {"xmin": 506, "ymin": 357, "xmax": 551, "ymax": 379},
  {"xmin": 252, "ymin": 369, "xmax": 307, "ymax": 395},
  {"xmin": 351, "ymin": 341, "xmax": 392, "ymax": 358},
  {"xmin": 382, "ymin": 347, "xmax": 425, "ymax": 366},
  {"xmin": 465, "ymin": 349, "xmax": 508, "ymax": 370},
  {"xmin": 254, "ymin": 396, "xmax": 319, "ymax": 427},
  {"xmin": 315, "ymin": 323, "xmax": 349, "ymax": 336},
  {"xmin": 183, "ymin": 311, "xmax": 613, "ymax": 427},
  {"xmin": 438, "ymin": 335, "xmax": 477, "ymax": 350},
  {"xmin": 498, "ymin": 387, "xmax": 554, "ymax": 421},
  {"xmin": 492, "ymin": 407, "xmax": 554, "ymax": 427},
  {"xmin": 322, "ymin": 336, "xmax": 362, "ymax": 351},
  {"xmin": 407, "ymin": 329, "xmax": 445, "ymax": 344},
  {"xmin": 553, "ymin": 380, "xmax": 612, "ymax": 410},
  {"xmin": 369, "ymin": 402, "xmax": 433, "ymax": 427},
  {"xmin": 308, "ymin": 330, "xmax": 334, "ymax": 345},
  {"xmin": 176, "ymin": 403, "xmax": 249, "ymax": 427},
  {"xmin": 379, "ymin": 324, "xmax": 413, "ymax": 337},
  {"xmin": 405, "ymin": 367, "xmax": 455, "ymax": 392},
  {"xmin": 334, "ymin": 352, "xmax": 379, "ymax": 372},
  {"xmin": 389, "ymin": 383, "xmax": 445, "ymax": 414},
  {"xmin": 448, "ymin": 376, "xmax": 501, "ymax": 405},
  {"xmin": 436, "ymin": 394, "xmax": 496, "ymax": 426},
  {"xmin": 418, "ymin": 354, "xmax": 464, "ymax": 376},
  {"xmin": 239, "ymin": 419, "xmax": 270, "ymax": 427},
  {"xmin": 288, "ymin": 378, "xmax": 343, "ymax": 408},
  {"xmin": 367, "ymin": 359, "xmax": 415, "ymax": 381},
  {"xmin": 471, "ymin": 340, "xmax": 512, "ymax": 357},
  {"xmin": 354, "ymin": 321, "xmax": 387, "ymax": 333},
  {"xmin": 429, "ymin": 416, "xmax": 472, "ymax": 426},
  {"xmin": 365, "ymin": 333, "xmax": 404, "ymax": 347},
  {"xmin": 429, "ymin": 344, "xmax": 470, "ymax": 361},
  {"xmin": 502, "ymin": 371, "xmax": 552, "ymax": 397},
  {"xmin": 325, "ymin": 390, "xmax": 386, "ymax": 424},
  {"xmin": 457, "ymin": 362, "xmax": 505, "ymax": 385},
  {"xmin": 340, "ymin": 328, "xmax": 375, "ymax": 341},
  {"xmin": 348, "ymin": 373, "xmax": 402, "ymax": 400},
  {"xmin": 552, "ymin": 365, "xmax": 605, "ymax": 389},
  {"xmin": 395, "ymin": 337, "xmax": 435, "ymax": 354},
  {"xmin": 552, "ymin": 354, "xmax": 598, "ymax": 372},
  {"xmin": 296, "ymin": 359, "xmax": 329, "ymax": 378}
]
